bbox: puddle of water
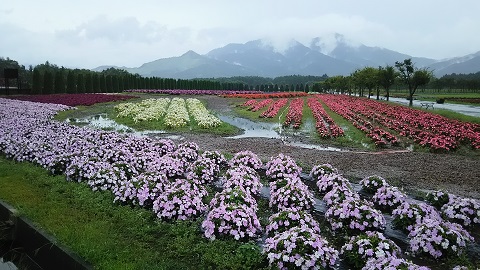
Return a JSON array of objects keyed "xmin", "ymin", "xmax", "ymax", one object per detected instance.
[
  {"xmin": 286, "ymin": 142, "xmax": 347, "ymax": 152},
  {"xmin": 219, "ymin": 115, "xmax": 281, "ymax": 139}
]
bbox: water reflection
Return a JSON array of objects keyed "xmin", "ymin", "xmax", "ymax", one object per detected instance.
[{"xmin": 218, "ymin": 115, "xmax": 280, "ymax": 139}]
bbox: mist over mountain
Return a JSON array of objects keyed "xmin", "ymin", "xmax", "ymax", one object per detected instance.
[{"xmin": 93, "ymin": 34, "xmax": 480, "ymax": 78}]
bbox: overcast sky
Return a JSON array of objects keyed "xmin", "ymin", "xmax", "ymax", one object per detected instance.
[{"xmin": 1, "ymin": 0, "xmax": 479, "ymax": 69}]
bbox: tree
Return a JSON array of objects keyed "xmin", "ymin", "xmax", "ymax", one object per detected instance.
[
  {"xmin": 85, "ymin": 73, "xmax": 93, "ymax": 93},
  {"xmin": 43, "ymin": 70, "xmax": 54, "ymax": 94},
  {"xmin": 377, "ymin": 65, "xmax": 396, "ymax": 101},
  {"xmin": 395, "ymin": 59, "xmax": 432, "ymax": 106},
  {"xmin": 77, "ymin": 73, "xmax": 86, "ymax": 93},
  {"xmin": 32, "ymin": 67, "xmax": 42, "ymax": 94},
  {"xmin": 66, "ymin": 70, "xmax": 76, "ymax": 93},
  {"xmin": 54, "ymin": 69, "xmax": 65, "ymax": 93}
]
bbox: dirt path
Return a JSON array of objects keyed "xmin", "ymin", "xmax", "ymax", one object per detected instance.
[{"xmin": 159, "ymin": 95, "xmax": 480, "ymax": 199}]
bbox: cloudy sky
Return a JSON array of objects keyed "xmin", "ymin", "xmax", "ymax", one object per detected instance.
[{"xmin": 1, "ymin": 0, "xmax": 479, "ymax": 69}]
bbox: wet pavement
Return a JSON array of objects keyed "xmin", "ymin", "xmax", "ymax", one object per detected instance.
[{"xmin": 387, "ymin": 97, "xmax": 480, "ymax": 117}]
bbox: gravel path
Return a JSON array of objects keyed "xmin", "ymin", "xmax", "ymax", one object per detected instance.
[{"xmin": 168, "ymin": 95, "xmax": 480, "ymax": 199}]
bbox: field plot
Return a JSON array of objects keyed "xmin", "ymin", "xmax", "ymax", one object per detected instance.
[{"xmin": 1, "ymin": 96, "xmax": 479, "ymax": 269}]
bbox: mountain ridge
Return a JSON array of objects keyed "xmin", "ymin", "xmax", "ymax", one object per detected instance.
[{"xmin": 92, "ymin": 34, "xmax": 480, "ymax": 78}]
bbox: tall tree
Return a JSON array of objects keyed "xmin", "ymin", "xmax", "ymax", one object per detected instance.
[
  {"xmin": 77, "ymin": 73, "xmax": 86, "ymax": 93},
  {"xmin": 43, "ymin": 70, "xmax": 54, "ymax": 94},
  {"xmin": 377, "ymin": 65, "xmax": 396, "ymax": 101},
  {"xmin": 32, "ymin": 67, "xmax": 42, "ymax": 94},
  {"xmin": 395, "ymin": 59, "xmax": 432, "ymax": 106},
  {"xmin": 66, "ymin": 70, "xmax": 76, "ymax": 93},
  {"xmin": 54, "ymin": 69, "xmax": 65, "ymax": 93},
  {"xmin": 85, "ymin": 73, "xmax": 93, "ymax": 93}
]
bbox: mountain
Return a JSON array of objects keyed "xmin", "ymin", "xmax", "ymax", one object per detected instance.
[
  {"xmin": 93, "ymin": 34, "xmax": 480, "ymax": 78},
  {"xmin": 427, "ymin": 51, "xmax": 480, "ymax": 76}
]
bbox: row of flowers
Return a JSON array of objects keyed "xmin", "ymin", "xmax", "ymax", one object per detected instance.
[
  {"xmin": 10, "ymin": 93, "xmax": 137, "ymax": 106},
  {"xmin": 264, "ymin": 154, "xmax": 339, "ymax": 269},
  {"xmin": 115, "ymin": 98, "xmax": 171, "ymax": 122},
  {"xmin": 283, "ymin": 98, "xmax": 304, "ymax": 129},
  {"xmin": 316, "ymin": 95, "xmax": 399, "ymax": 146},
  {"xmin": 260, "ymin": 98, "xmax": 288, "ymax": 118},
  {"xmin": 307, "ymin": 98, "xmax": 344, "ymax": 138},
  {"xmin": 185, "ymin": 98, "xmax": 222, "ymax": 128},
  {"xmin": 318, "ymin": 94, "xmax": 480, "ymax": 150}
]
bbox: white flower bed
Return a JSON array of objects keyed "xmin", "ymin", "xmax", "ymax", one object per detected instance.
[
  {"xmin": 164, "ymin": 97, "xmax": 190, "ymax": 128},
  {"xmin": 186, "ymin": 98, "xmax": 222, "ymax": 128},
  {"xmin": 115, "ymin": 98, "xmax": 171, "ymax": 123}
]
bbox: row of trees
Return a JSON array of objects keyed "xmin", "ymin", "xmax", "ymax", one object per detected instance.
[{"xmin": 314, "ymin": 59, "xmax": 431, "ymax": 106}]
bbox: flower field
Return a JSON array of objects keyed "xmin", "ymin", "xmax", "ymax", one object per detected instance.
[
  {"xmin": 115, "ymin": 97, "xmax": 222, "ymax": 129},
  {"xmin": 125, "ymin": 89, "xmax": 259, "ymax": 95},
  {"xmin": 236, "ymin": 94, "xmax": 480, "ymax": 151},
  {"xmin": 1, "ymin": 97, "xmax": 479, "ymax": 269}
]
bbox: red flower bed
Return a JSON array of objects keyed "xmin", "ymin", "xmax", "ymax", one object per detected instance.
[
  {"xmin": 283, "ymin": 98, "xmax": 304, "ymax": 129},
  {"xmin": 307, "ymin": 98, "xmax": 344, "ymax": 138},
  {"xmin": 9, "ymin": 94, "xmax": 137, "ymax": 107},
  {"xmin": 260, "ymin": 99, "xmax": 288, "ymax": 118},
  {"xmin": 250, "ymin": 99, "xmax": 273, "ymax": 112},
  {"xmin": 223, "ymin": 92, "xmax": 308, "ymax": 99},
  {"xmin": 240, "ymin": 100, "xmax": 258, "ymax": 107},
  {"xmin": 317, "ymin": 94, "xmax": 480, "ymax": 151}
]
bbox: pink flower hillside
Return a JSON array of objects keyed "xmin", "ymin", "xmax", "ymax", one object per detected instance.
[
  {"xmin": 265, "ymin": 208, "xmax": 321, "ymax": 237},
  {"xmin": 372, "ymin": 185, "xmax": 407, "ymax": 213},
  {"xmin": 224, "ymin": 165, "xmax": 263, "ymax": 195},
  {"xmin": 265, "ymin": 153, "xmax": 302, "ymax": 181},
  {"xmin": 152, "ymin": 178, "xmax": 207, "ymax": 221},
  {"xmin": 362, "ymin": 257, "xmax": 430, "ymax": 270},
  {"xmin": 228, "ymin": 150, "xmax": 263, "ymax": 170},
  {"xmin": 392, "ymin": 202, "xmax": 442, "ymax": 232},
  {"xmin": 323, "ymin": 183, "xmax": 360, "ymax": 207},
  {"xmin": 309, "ymin": 163, "xmax": 338, "ymax": 180},
  {"xmin": 202, "ymin": 203, "xmax": 262, "ymax": 241},
  {"xmin": 185, "ymin": 157, "xmax": 220, "ymax": 184},
  {"xmin": 264, "ymin": 226, "xmax": 339, "ymax": 270},
  {"xmin": 360, "ymin": 175, "xmax": 389, "ymax": 194},
  {"xmin": 441, "ymin": 196, "xmax": 480, "ymax": 227},
  {"xmin": 341, "ymin": 231, "xmax": 401, "ymax": 269},
  {"xmin": 408, "ymin": 219, "xmax": 474, "ymax": 259},
  {"xmin": 113, "ymin": 171, "xmax": 168, "ymax": 207},
  {"xmin": 269, "ymin": 176, "xmax": 315, "ymax": 211},
  {"xmin": 325, "ymin": 198, "xmax": 386, "ymax": 234}
]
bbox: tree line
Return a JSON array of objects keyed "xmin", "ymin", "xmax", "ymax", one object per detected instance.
[{"xmin": 1, "ymin": 57, "xmax": 480, "ymax": 98}]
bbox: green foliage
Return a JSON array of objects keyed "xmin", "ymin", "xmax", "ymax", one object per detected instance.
[
  {"xmin": 43, "ymin": 70, "xmax": 54, "ymax": 94},
  {"xmin": 54, "ymin": 69, "xmax": 65, "ymax": 93},
  {"xmin": 66, "ymin": 70, "xmax": 76, "ymax": 94},
  {"xmin": 32, "ymin": 67, "xmax": 43, "ymax": 94},
  {"xmin": 395, "ymin": 58, "xmax": 432, "ymax": 106},
  {"xmin": 77, "ymin": 73, "xmax": 86, "ymax": 93}
]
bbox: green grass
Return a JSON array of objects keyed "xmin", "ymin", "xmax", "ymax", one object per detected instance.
[{"xmin": 0, "ymin": 156, "xmax": 266, "ymax": 270}]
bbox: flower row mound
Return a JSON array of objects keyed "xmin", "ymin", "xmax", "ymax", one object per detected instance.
[
  {"xmin": 260, "ymin": 98, "xmax": 288, "ymax": 118},
  {"xmin": 116, "ymin": 97, "xmax": 223, "ymax": 129},
  {"xmin": 264, "ymin": 154, "xmax": 338, "ymax": 269},
  {"xmin": 115, "ymin": 98, "xmax": 170, "ymax": 122},
  {"xmin": 10, "ymin": 93, "xmax": 137, "ymax": 106},
  {"xmin": 185, "ymin": 98, "xmax": 222, "ymax": 128},
  {"xmin": 316, "ymin": 94, "xmax": 399, "ymax": 147},
  {"xmin": 1, "ymin": 97, "xmax": 479, "ymax": 269},
  {"xmin": 318, "ymin": 94, "xmax": 480, "ymax": 150},
  {"xmin": 283, "ymin": 98, "xmax": 304, "ymax": 129},
  {"xmin": 307, "ymin": 98, "xmax": 344, "ymax": 138}
]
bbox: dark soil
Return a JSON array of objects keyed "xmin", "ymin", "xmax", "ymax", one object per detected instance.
[{"xmin": 168, "ymin": 95, "xmax": 480, "ymax": 199}]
